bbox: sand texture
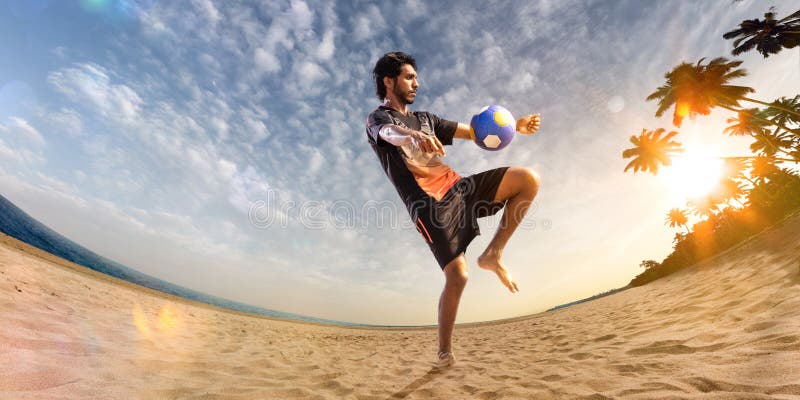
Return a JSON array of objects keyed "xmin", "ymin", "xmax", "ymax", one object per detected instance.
[{"xmin": 1, "ymin": 216, "xmax": 800, "ymax": 399}]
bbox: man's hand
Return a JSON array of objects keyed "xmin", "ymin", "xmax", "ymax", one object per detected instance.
[
  {"xmin": 411, "ymin": 131, "xmax": 446, "ymax": 156},
  {"xmin": 516, "ymin": 113, "xmax": 541, "ymax": 135}
]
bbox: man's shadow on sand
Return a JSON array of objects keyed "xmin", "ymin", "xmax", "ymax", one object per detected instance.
[{"xmin": 386, "ymin": 367, "xmax": 445, "ymax": 399}]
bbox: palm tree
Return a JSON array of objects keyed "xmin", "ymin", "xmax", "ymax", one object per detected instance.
[
  {"xmin": 723, "ymin": 7, "xmax": 800, "ymax": 58},
  {"xmin": 647, "ymin": 58, "xmax": 749, "ymax": 127},
  {"xmin": 672, "ymin": 232, "xmax": 687, "ymax": 245},
  {"xmin": 724, "ymin": 108, "xmax": 770, "ymax": 136},
  {"xmin": 762, "ymin": 95, "xmax": 800, "ymax": 127},
  {"xmin": 721, "ymin": 157, "xmax": 748, "ymax": 178},
  {"xmin": 646, "ymin": 57, "xmax": 800, "ymax": 132},
  {"xmin": 640, "ymin": 260, "xmax": 660, "ymax": 270},
  {"xmin": 749, "ymin": 129, "xmax": 795, "ymax": 158},
  {"xmin": 750, "ymin": 156, "xmax": 780, "ymax": 183},
  {"xmin": 623, "ymin": 128, "xmax": 684, "ymax": 175},
  {"xmin": 666, "ymin": 208, "xmax": 690, "ymax": 233},
  {"xmin": 750, "ymin": 155, "xmax": 781, "ymax": 181},
  {"xmin": 689, "ymin": 195, "xmax": 722, "ymax": 219},
  {"xmin": 715, "ymin": 178, "xmax": 747, "ymax": 209},
  {"xmin": 789, "ymin": 146, "xmax": 800, "ymax": 162}
]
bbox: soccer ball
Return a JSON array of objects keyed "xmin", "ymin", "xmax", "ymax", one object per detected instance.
[{"xmin": 470, "ymin": 105, "xmax": 515, "ymax": 151}]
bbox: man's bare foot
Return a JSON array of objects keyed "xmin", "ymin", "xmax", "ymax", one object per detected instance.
[{"xmin": 477, "ymin": 251, "xmax": 519, "ymax": 293}]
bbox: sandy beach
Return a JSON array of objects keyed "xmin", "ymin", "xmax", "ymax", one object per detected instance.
[{"xmin": 1, "ymin": 216, "xmax": 799, "ymax": 400}]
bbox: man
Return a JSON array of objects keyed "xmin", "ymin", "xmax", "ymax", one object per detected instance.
[{"xmin": 365, "ymin": 52, "xmax": 541, "ymax": 368}]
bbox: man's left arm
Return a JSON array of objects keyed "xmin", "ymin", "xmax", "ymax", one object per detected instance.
[{"xmin": 453, "ymin": 113, "xmax": 542, "ymax": 140}]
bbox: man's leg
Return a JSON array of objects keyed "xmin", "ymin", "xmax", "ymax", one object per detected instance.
[
  {"xmin": 477, "ymin": 167, "xmax": 540, "ymax": 293},
  {"xmin": 438, "ymin": 253, "xmax": 468, "ymax": 363}
]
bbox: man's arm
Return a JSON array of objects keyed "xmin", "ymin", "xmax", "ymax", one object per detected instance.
[
  {"xmin": 453, "ymin": 123, "xmax": 473, "ymax": 140},
  {"xmin": 452, "ymin": 114, "xmax": 542, "ymax": 140},
  {"xmin": 379, "ymin": 124, "xmax": 445, "ymax": 156},
  {"xmin": 367, "ymin": 110, "xmax": 444, "ymax": 155}
]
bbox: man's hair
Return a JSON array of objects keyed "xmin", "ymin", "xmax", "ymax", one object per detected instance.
[{"xmin": 372, "ymin": 52, "xmax": 417, "ymax": 100}]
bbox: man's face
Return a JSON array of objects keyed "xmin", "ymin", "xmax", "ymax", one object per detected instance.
[{"xmin": 390, "ymin": 64, "xmax": 419, "ymax": 105}]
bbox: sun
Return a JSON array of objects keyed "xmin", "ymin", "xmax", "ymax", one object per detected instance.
[{"xmin": 661, "ymin": 149, "xmax": 723, "ymax": 203}]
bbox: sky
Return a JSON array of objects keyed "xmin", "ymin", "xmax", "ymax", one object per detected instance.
[{"xmin": 1, "ymin": 0, "xmax": 798, "ymax": 325}]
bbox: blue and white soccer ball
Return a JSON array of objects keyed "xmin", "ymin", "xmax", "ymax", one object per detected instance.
[{"xmin": 470, "ymin": 105, "xmax": 515, "ymax": 151}]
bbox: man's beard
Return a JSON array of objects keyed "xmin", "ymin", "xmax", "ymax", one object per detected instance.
[{"xmin": 393, "ymin": 87, "xmax": 415, "ymax": 105}]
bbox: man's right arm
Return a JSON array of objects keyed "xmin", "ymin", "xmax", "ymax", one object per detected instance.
[
  {"xmin": 378, "ymin": 124, "xmax": 418, "ymax": 146},
  {"xmin": 381, "ymin": 125, "xmax": 445, "ymax": 155},
  {"xmin": 367, "ymin": 110, "xmax": 445, "ymax": 155}
]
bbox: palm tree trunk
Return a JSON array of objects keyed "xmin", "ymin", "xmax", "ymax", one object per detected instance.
[
  {"xmin": 721, "ymin": 155, "xmax": 798, "ymax": 163},
  {"xmin": 741, "ymin": 96, "xmax": 800, "ymax": 119},
  {"xmin": 718, "ymin": 104, "xmax": 800, "ymax": 136}
]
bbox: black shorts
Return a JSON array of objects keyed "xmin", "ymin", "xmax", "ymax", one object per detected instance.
[{"xmin": 410, "ymin": 167, "xmax": 509, "ymax": 270}]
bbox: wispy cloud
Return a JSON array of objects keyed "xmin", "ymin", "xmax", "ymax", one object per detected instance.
[
  {"xmin": 48, "ymin": 63, "xmax": 143, "ymax": 122},
  {"xmin": 5, "ymin": 117, "xmax": 45, "ymax": 145}
]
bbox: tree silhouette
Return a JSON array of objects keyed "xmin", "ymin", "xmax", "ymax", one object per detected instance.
[
  {"xmin": 647, "ymin": 57, "xmax": 800, "ymax": 131},
  {"xmin": 689, "ymin": 195, "xmax": 722, "ymax": 219},
  {"xmin": 723, "ymin": 7, "xmax": 800, "ymax": 58},
  {"xmin": 750, "ymin": 155, "xmax": 781, "ymax": 182},
  {"xmin": 762, "ymin": 95, "xmax": 800, "ymax": 127},
  {"xmin": 749, "ymin": 129, "xmax": 795, "ymax": 158},
  {"xmin": 715, "ymin": 178, "xmax": 747, "ymax": 208},
  {"xmin": 666, "ymin": 208, "xmax": 690, "ymax": 233},
  {"xmin": 724, "ymin": 108, "xmax": 770, "ymax": 136},
  {"xmin": 640, "ymin": 260, "xmax": 660, "ymax": 270},
  {"xmin": 622, "ymin": 128, "xmax": 684, "ymax": 175}
]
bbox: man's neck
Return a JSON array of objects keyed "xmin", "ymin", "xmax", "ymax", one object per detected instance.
[{"xmin": 382, "ymin": 98, "xmax": 409, "ymax": 116}]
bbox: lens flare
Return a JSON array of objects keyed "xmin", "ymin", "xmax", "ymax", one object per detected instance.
[
  {"xmin": 132, "ymin": 302, "xmax": 182, "ymax": 339},
  {"xmin": 661, "ymin": 149, "xmax": 723, "ymax": 204},
  {"xmin": 132, "ymin": 303, "xmax": 152, "ymax": 338},
  {"xmin": 676, "ymin": 102, "xmax": 690, "ymax": 119},
  {"xmin": 157, "ymin": 303, "xmax": 180, "ymax": 334},
  {"xmin": 81, "ymin": 0, "xmax": 108, "ymax": 12}
]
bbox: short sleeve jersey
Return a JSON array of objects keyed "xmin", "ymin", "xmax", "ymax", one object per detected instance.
[{"xmin": 366, "ymin": 106, "xmax": 460, "ymax": 205}]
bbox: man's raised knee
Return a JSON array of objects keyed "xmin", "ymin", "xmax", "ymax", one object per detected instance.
[{"xmin": 520, "ymin": 167, "xmax": 540, "ymax": 194}]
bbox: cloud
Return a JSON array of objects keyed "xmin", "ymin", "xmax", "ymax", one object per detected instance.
[
  {"xmin": 254, "ymin": 47, "xmax": 281, "ymax": 74},
  {"xmin": 5, "ymin": 117, "xmax": 45, "ymax": 145},
  {"xmin": 197, "ymin": 0, "xmax": 221, "ymax": 26},
  {"xmin": 351, "ymin": 5, "xmax": 384, "ymax": 42},
  {"xmin": 307, "ymin": 148, "xmax": 325, "ymax": 176},
  {"xmin": 293, "ymin": 60, "xmax": 328, "ymax": 91},
  {"xmin": 47, "ymin": 63, "xmax": 143, "ymax": 122},
  {"xmin": 0, "ymin": 117, "xmax": 46, "ymax": 167},
  {"xmin": 0, "ymin": 139, "xmax": 42, "ymax": 165},
  {"xmin": 286, "ymin": 0, "xmax": 314, "ymax": 31},
  {"xmin": 42, "ymin": 108, "xmax": 84, "ymax": 137},
  {"xmin": 228, "ymin": 165, "xmax": 271, "ymax": 214},
  {"xmin": 316, "ymin": 30, "xmax": 335, "ymax": 60}
]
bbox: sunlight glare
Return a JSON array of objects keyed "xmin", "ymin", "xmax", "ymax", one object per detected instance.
[
  {"xmin": 676, "ymin": 102, "xmax": 690, "ymax": 118},
  {"xmin": 157, "ymin": 303, "xmax": 181, "ymax": 334},
  {"xmin": 662, "ymin": 149, "xmax": 723, "ymax": 203},
  {"xmin": 132, "ymin": 303, "xmax": 152, "ymax": 338},
  {"xmin": 132, "ymin": 302, "xmax": 182, "ymax": 339}
]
